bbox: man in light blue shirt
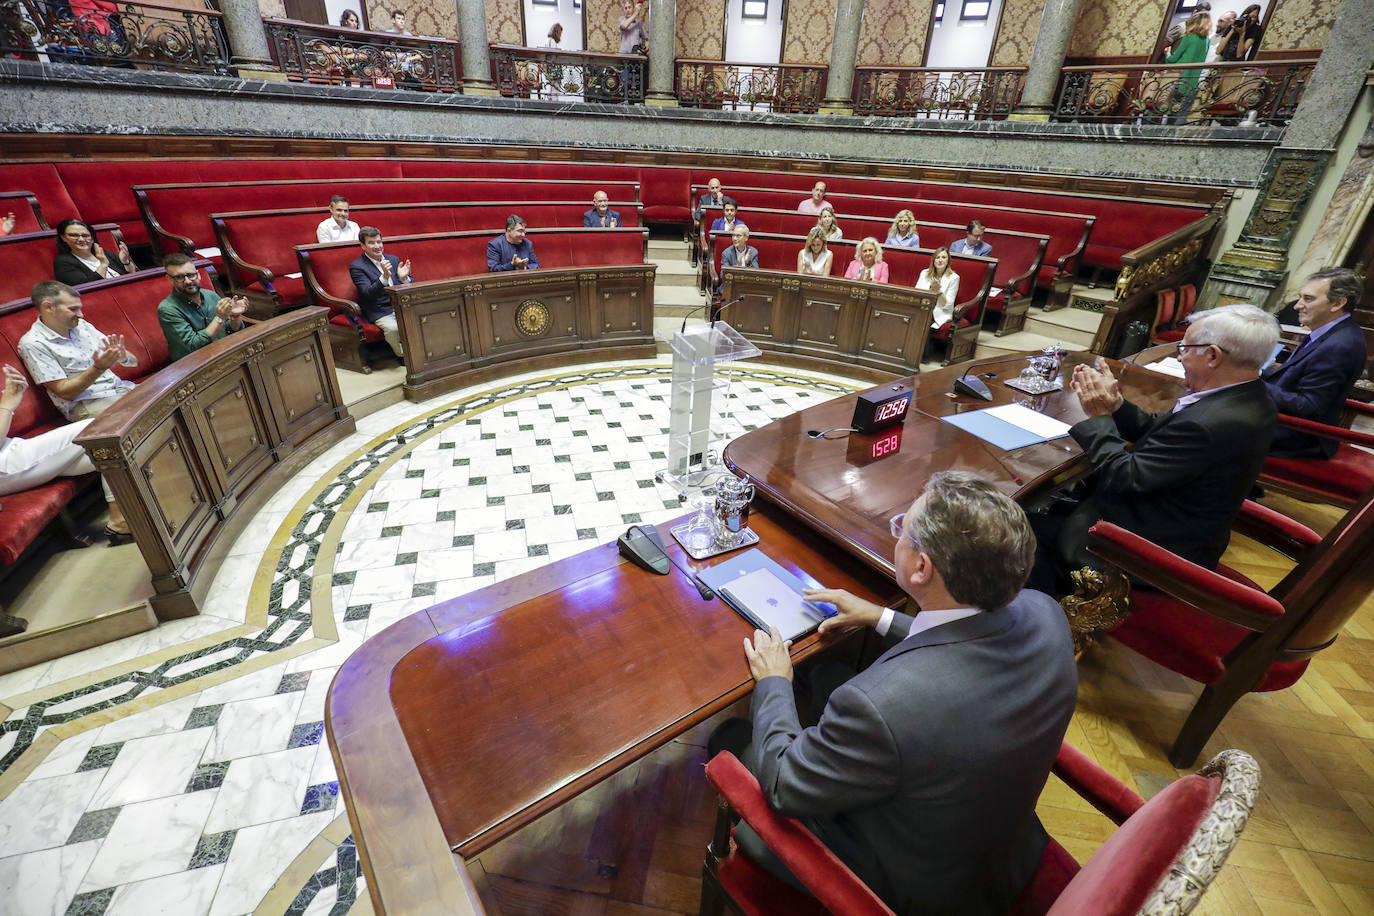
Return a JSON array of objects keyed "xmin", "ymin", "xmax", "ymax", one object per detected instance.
[{"xmin": 948, "ymin": 220, "xmax": 992, "ymax": 258}]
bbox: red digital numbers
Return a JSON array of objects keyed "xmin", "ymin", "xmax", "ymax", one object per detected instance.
[
  {"xmin": 873, "ymin": 396, "xmax": 910, "ymax": 423},
  {"xmin": 871, "ymin": 431, "xmax": 901, "ymax": 459}
]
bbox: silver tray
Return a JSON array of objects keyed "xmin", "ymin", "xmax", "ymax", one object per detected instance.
[
  {"xmin": 670, "ymin": 523, "xmax": 759, "ymax": 560},
  {"xmin": 1004, "ymin": 376, "xmax": 1064, "ymax": 395}
]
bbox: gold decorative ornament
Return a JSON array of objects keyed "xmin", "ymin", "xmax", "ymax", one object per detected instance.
[
  {"xmin": 1059, "ymin": 565, "xmax": 1132, "ymax": 655},
  {"xmin": 515, "ymin": 299, "xmax": 551, "ymax": 338}
]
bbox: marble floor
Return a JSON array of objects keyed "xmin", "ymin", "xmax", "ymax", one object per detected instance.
[{"xmin": 0, "ymin": 357, "xmax": 867, "ymax": 916}]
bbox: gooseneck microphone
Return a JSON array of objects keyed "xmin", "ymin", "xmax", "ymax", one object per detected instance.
[
  {"xmin": 680, "ymin": 295, "xmax": 746, "ymax": 333},
  {"xmin": 951, "ymin": 350, "xmax": 1061, "ymax": 401}
]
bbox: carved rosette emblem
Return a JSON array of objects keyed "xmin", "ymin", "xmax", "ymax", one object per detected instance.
[{"xmin": 515, "ymin": 299, "xmax": 551, "ymax": 338}]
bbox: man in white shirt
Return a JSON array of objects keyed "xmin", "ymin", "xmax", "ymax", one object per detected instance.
[
  {"xmin": 388, "ymin": 9, "xmax": 413, "ymax": 34},
  {"xmin": 317, "ymin": 196, "xmax": 360, "ymax": 245},
  {"xmin": 18, "ymin": 281, "xmax": 136, "ymax": 421}
]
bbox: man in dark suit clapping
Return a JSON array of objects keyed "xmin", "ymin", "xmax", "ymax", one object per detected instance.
[
  {"xmin": 348, "ymin": 227, "xmax": 413, "ymax": 358},
  {"xmin": 1264, "ymin": 267, "xmax": 1368, "ymax": 458}
]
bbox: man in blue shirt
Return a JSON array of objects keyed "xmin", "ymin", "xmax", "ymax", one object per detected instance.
[
  {"xmin": 948, "ymin": 220, "xmax": 992, "ymax": 258},
  {"xmin": 487, "ymin": 215, "xmax": 541, "ymax": 272},
  {"xmin": 1264, "ymin": 267, "xmax": 1368, "ymax": 458},
  {"xmin": 583, "ymin": 192, "xmax": 621, "ymax": 228}
]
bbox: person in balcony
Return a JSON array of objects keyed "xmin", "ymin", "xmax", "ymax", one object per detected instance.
[
  {"xmin": 1234, "ymin": 4, "xmax": 1263, "ymax": 61},
  {"xmin": 387, "ymin": 9, "xmax": 412, "ymax": 35},
  {"xmin": 885, "ymin": 210, "xmax": 920, "ymax": 249},
  {"xmin": 543, "ymin": 22, "xmax": 563, "ymax": 49},
  {"xmin": 796, "ymin": 227, "xmax": 833, "ymax": 277},
  {"xmin": 52, "ymin": 219, "xmax": 134, "ymax": 286},
  {"xmin": 845, "ymin": 238, "xmax": 888, "ymax": 284},
  {"xmin": 1164, "ymin": 13, "xmax": 1211, "ymax": 124},
  {"xmin": 618, "ymin": 0, "xmax": 647, "ymax": 54},
  {"xmin": 816, "ymin": 205, "xmax": 842, "ymax": 241},
  {"xmin": 339, "ymin": 9, "xmax": 360, "ymax": 28},
  {"xmin": 920, "ymin": 247, "xmax": 960, "ymax": 329}
]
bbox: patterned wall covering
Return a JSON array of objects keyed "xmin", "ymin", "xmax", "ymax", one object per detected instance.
[
  {"xmin": 1263, "ymin": 0, "xmax": 1338, "ymax": 50},
  {"xmin": 782, "ymin": 0, "xmax": 837, "ymax": 64},
  {"xmin": 584, "ymin": 0, "xmax": 621, "ymax": 52},
  {"xmin": 856, "ymin": 0, "xmax": 928, "ymax": 67},
  {"xmin": 484, "ymin": 0, "xmax": 524, "ymax": 44},
  {"xmin": 988, "ymin": 0, "xmax": 1042, "ymax": 67},
  {"xmin": 257, "ymin": 0, "xmax": 287, "ymax": 19},
  {"xmin": 675, "ymin": 0, "xmax": 725, "ymax": 59},
  {"xmin": 358, "ymin": 0, "xmax": 462, "ymax": 40},
  {"xmin": 1067, "ymin": 0, "xmax": 1168, "ymax": 59}
]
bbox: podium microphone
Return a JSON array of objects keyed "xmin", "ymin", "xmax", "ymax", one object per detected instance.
[
  {"xmin": 952, "ymin": 352, "xmax": 1052, "ymax": 401},
  {"xmin": 680, "ymin": 296, "xmax": 745, "ymax": 333}
]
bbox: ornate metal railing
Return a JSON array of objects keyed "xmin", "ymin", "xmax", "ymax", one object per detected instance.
[
  {"xmin": 491, "ymin": 43, "xmax": 644, "ymax": 103},
  {"xmin": 852, "ymin": 67, "xmax": 1026, "ymax": 119},
  {"xmin": 264, "ymin": 17, "xmax": 461, "ymax": 92},
  {"xmin": 1053, "ymin": 59, "xmax": 1316, "ymax": 126},
  {"xmin": 0, "ymin": 0, "xmax": 229, "ymax": 73},
  {"xmin": 674, "ymin": 59, "xmax": 826, "ymax": 113}
]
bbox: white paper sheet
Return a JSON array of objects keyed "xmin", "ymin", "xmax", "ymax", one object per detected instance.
[
  {"xmin": 982, "ymin": 403, "xmax": 1071, "ymax": 439},
  {"xmin": 1141, "ymin": 356, "xmax": 1187, "ymax": 379},
  {"xmin": 193, "ymin": 247, "xmax": 221, "ymax": 258}
]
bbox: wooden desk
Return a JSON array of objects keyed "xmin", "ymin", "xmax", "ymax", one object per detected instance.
[
  {"xmin": 329, "ymin": 350, "xmax": 1186, "ymax": 914},
  {"xmin": 724, "ymin": 353, "xmax": 1185, "ymax": 576},
  {"xmin": 328, "ymin": 504, "xmax": 902, "ymax": 915}
]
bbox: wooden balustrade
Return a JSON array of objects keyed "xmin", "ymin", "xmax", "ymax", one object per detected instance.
[
  {"xmin": 720, "ymin": 268, "xmax": 936, "ymax": 380},
  {"xmin": 394, "ymin": 266, "xmax": 658, "ymax": 401},
  {"xmin": 77, "ymin": 309, "xmax": 354, "ymax": 620}
]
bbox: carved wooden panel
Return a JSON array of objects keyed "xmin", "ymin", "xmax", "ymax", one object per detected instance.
[
  {"xmin": 797, "ymin": 293, "xmax": 846, "ymax": 347},
  {"xmin": 413, "ymin": 307, "xmax": 470, "ymax": 365},
  {"xmin": 595, "ymin": 279, "xmax": 651, "ymax": 339},
  {"xmin": 860, "ymin": 304, "xmax": 922, "ymax": 363},
  {"xmin": 725, "ymin": 290, "xmax": 776, "ymax": 337},
  {"xmin": 136, "ymin": 415, "xmax": 215, "ymax": 554},
  {"xmin": 259, "ymin": 336, "xmax": 337, "ymax": 444},
  {"xmin": 190, "ymin": 366, "xmax": 274, "ymax": 498},
  {"xmin": 482, "ymin": 283, "xmax": 580, "ymax": 353}
]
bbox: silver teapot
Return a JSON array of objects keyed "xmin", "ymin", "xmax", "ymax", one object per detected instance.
[{"xmin": 713, "ymin": 475, "xmax": 756, "ymax": 547}]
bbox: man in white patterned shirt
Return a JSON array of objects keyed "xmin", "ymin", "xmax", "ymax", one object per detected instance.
[{"xmin": 18, "ymin": 281, "xmax": 136, "ymax": 421}]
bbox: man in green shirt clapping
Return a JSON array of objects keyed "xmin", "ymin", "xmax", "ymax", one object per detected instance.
[{"xmin": 157, "ymin": 253, "xmax": 247, "ymax": 362}]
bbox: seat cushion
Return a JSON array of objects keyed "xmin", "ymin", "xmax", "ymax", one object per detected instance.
[
  {"xmin": 716, "ymin": 848, "xmax": 830, "ymax": 916},
  {"xmin": 1109, "ymin": 566, "xmax": 1309, "ymax": 691},
  {"xmin": 1263, "ymin": 444, "xmax": 1374, "ymax": 505},
  {"xmin": 0, "ymin": 478, "xmax": 82, "ymax": 566},
  {"xmin": 1006, "ymin": 837, "xmax": 1079, "ymax": 916}
]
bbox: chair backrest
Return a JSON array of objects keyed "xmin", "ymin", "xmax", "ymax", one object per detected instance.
[
  {"xmin": 0, "ymin": 224, "xmax": 126, "ymax": 305},
  {"xmin": 1046, "ymin": 749, "xmax": 1259, "ymax": 916},
  {"xmin": 0, "ymin": 191, "xmax": 46, "ymax": 234},
  {"xmin": 1153, "ymin": 288, "xmax": 1176, "ymax": 332},
  {"xmin": 1273, "ymin": 483, "xmax": 1374, "ymax": 652},
  {"xmin": 1175, "ymin": 283, "xmax": 1198, "ymax": 323}
]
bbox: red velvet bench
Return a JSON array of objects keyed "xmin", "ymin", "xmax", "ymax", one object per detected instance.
[{"xmin": 0, "ymin": 224, "xmax": 130, "ymax": 310}]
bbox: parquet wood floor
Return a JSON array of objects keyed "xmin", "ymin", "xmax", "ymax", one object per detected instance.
[{"xmin": 466, "ymin": 494, "xmax": 1374, "ymax": 915}]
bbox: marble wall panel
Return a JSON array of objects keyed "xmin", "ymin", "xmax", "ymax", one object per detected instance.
[
  {"xmin": 856, "ymin": 0, "xmax": 929, "ymax": 67},
  {"xmin": 781, "ymin": 0, "xmax": 837, "ymax": 64},
  {"xmin": 1263, "ymin": 0, "xmax": 1338, "ymax": 51},
  {"xmin": 675, "ymin": 0, "xmax": 726, "ymax": 60},
  {"xmin": 485, "ymin": 0, "xmax": 525, "ymax": 44},
  {"xmin": 584, "ymin": 0, "xmax": 621, "ymax": 52},
  {"xmin": 257, "ymin": 0, "xmax": 288, "ymax": 20},
  {"xmin": 360, "ymin": 0, "xmax": 461, "ymax": 40},
  {"xmin": 1068, "ymin": 0, "xmax": 1168, "ymax": 59},
  {"xmin": 988, "ymin": 0, "xmax": 1041, "ymax": 67}
]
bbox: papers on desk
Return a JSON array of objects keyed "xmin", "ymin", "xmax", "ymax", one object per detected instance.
[
  {"xmin": 1139, "ymin": 356, "xmax": 1187, "ymax": 379},
  {"xmin": 941, "ymin": 403, "xmax": 1072, "ymax": 450},
  {"xmin": 1280, "ymin": 324, "xmax": 1309, "ymax": 337},
  {"xmin": 698, "ymin": 549, "xmax": 836, "ymax": 642},
  {"xmin": 193, "ymin": 247, "xmax": 221, "ymax": 259}
]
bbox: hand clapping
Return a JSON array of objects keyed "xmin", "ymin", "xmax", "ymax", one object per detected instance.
[
  {"xmin": 1, "ymin": 364, "xmax": 28, "ymax": 410},
  {"xmin": 1071, "ymin": 358, "xmax": 1123, "ymax": 417},
  {"xmin": 397, "ymin": 259, "xmax": 412, "ymax": 282},
  {"xmin": 93, "ymin": 335, "xmax": 127, "ymax": 371}
]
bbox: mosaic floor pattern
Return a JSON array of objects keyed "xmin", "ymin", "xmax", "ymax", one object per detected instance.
[{"xmin": 0, "ymin": 359, "xmax": 863, "ymax": 916}]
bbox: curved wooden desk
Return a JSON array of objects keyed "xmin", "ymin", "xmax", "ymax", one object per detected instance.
[{"xmin": 328, "ymin": 350, "xmax": 1185, "ymax": 914}]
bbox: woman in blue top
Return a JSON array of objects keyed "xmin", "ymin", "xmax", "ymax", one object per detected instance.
[
  {"xmin": 885, "ymin": 210, "xmax": 920, "ymax": 248},
  {"xmin": 1165, "ymin": 13, "xmax": 1211, "ymax": 124}
]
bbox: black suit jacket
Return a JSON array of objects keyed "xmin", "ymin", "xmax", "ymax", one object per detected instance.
[
  {"xmin": 53, "ymin": 252, "xmax": 126, "ymax": 286},
  {"xmin": 1263, "ymin": 316, "xmax": 1367, "ymax": 457},
  {"xmin": 750, "ymin": 592, "xmax": 1077, "ymax": 916},
  {"xmin": 348, "ymin": 253, "xmax": 412, "ymax": 323},
  {"xmin": 1069, "ymin": 377, "xmax": 1275, "ymax": 569}
]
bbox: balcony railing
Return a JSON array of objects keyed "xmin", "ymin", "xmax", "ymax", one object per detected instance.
[
  {"xmin": 0, "ymin": 0, "xmax": 230, "ymax": 74},
  {"xmin": 263, "ymin": 17, "xmax": 461, "ymax": 92},
  {"xmin": 852, "ymin": 67, "xmax": 1027, "ymax": 119},
  {"xmin": 674, "ymin": 59, "xmax": 827, "ymax": 113},
  {"xmin": 491, "ymin": 43, "xmax": 644, "ymax": 103},
  {"xmin": 1053, "ymin": 59, "xmax": 1316, "ymax": 126}
]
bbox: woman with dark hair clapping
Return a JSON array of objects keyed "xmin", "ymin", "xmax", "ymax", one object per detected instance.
[{"xmin": 53, "ymin": 219, "xmax": 133, "ymax": 285}]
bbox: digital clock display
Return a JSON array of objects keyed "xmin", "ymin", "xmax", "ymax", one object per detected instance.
[
  {"xmin": 871, "ymin": 428, "xmax": 902, "ymax": 459},
  {"xmin": 847, "ymin": 426, "xmax": 905, "ymax": 466},
  {"xmin": 851, "ymin": 384, "xmax": 913, "ymax": 434}
]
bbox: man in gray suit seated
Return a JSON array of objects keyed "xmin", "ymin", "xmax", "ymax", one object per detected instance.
[{"xmin": 717, "ymin": 471, "xmax": 1078, "ymax": 916}]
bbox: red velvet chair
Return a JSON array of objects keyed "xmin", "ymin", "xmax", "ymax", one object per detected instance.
[
  {"xmin": 1086, "ymin": 483, "xmax": 1374, "ymax": 768},
  {"xmin": 1149, "ymin": 288, "xmax": 1180, "ymax": 344},
  {"xmin": 701, "ymin": 743, "xmax": 1259, "ymax": 916},
  {"xmin": 1259, "ymin": 400, "xmax": 1374, "ymax": 508}
]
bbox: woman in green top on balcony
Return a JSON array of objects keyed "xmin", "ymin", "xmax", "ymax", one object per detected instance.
[{"xmin": 1164, "ymin": 13, "xmax": 1211, "ymax": 124}]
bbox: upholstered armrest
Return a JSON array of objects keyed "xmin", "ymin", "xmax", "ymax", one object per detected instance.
[
  {"xmin": 1277, "ymin": 412, "xmax": 1374, "ymax": 448},
  {"xmin": 1051, "ymin": 741, "xmax": 1144, "ymax": 826},
  {"xmin": 1085, "ymin": 521, "xmax": 1285, "ymax": 631},
  {"xmin": 1232, "ymin": 499, "xmax": 1322, "ymax": 561},
  {"xmin": 1345, "ymin": 398, "xmax": 1374, "ymax": 418},
  {"xmin": 704, "ymin": 753, "xmax": 893, "ymax": 916}
]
